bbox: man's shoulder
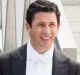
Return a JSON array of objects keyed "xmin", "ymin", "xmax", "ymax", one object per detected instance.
[
  {"xmin": 60, "ymin": 50, "xmax": 80, "ymax": 67},
  {"xmin": 0, "ymin": 43, "xmax": 27, "ymax": 60},
  {"xmin": 69, "ymin": 58, "xmax": 80, "ymax": 69},
  {"xmin": 67, "ymin": 58, "xmax": 80, "ymax": 75},
  {"xmin": 58, "ymin": 50, "xmax": 80, "ymax": 74},
  {"xmin": 55, "ymin": 48, "xmax": 80, "ymax": 67}
]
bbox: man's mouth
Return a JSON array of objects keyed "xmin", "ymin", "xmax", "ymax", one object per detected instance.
[
  {"xmin": 40, "ymin": 34, "xmax": 52, "ymax": 41},
  {"xmin": 41, "ymin": 36, "xmax": 51, "ymax": 41},
  {"xmin": 41, "ymin": 37, "xmax": 50, "ymax": 40}
]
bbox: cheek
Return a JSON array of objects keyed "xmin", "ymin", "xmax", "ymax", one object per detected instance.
[
  {"xmin": 53, "ymin": 27, "xmax": 59, "ymax": 32},
  {"xmin": 30, "ymin": 30, "xmax": 38, "ymax": 38},
  {"xmin": 51, "ymin": 29, "xmax": 58, "ymax": 36},
  {"xmin": 30, "ymin": 28, "xmax": 42, "ymax": 39},
  {"xmin": 51, "ymin": 28, "xmax": 57, "ymax": 33}
]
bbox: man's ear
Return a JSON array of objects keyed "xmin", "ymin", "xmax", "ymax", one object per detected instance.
[
  {"xmin": 25, "ymin": 21, "xmax": 31, "ymax": 34},
  {"xmin": 56, "ymin": 23, "xmax": 60, "ymax": 34},
  {"xmin": 57, "ymin": 23, "xmax": 60, "ymax": 30}
]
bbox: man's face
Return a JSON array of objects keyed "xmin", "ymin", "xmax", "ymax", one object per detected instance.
[{"xmin": 26, "ymin": 12, "xmax": 60, "ymax": 53}]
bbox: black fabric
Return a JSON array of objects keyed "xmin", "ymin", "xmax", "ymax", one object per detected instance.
[{"xmin": 0, "ymin": 44, "xmax": 80, "ymax": 75}]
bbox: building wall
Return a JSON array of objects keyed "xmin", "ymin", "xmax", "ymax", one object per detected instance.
[{"xmin": 62, "ymin": 0, "xmax": 80, "ymax": 61}]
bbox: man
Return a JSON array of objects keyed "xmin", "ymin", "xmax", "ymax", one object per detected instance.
[{"xmin": 0, "ymin": 0, "xmax": 80, "ymax": 75}]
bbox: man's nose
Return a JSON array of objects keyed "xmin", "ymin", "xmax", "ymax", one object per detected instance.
[{"xmin": 43, "ymin": 26, "xmax": 51, "ymax": 34}]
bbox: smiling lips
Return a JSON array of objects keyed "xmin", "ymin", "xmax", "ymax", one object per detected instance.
[
  {"xmin": 41, "ymin": 35, "xmax": 52, "ymax": 42},
  {"xmin": 41, "ymin": 33, "xmax": 51, "ymax": 38},
  {"xmin": 41, "ymin": 37, "xmax": 50, "ymax": 40}
]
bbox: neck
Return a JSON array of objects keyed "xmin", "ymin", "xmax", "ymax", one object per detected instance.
[{"xmin": 30, "ymin": 41, "xmax": 54, "ymax": 54}]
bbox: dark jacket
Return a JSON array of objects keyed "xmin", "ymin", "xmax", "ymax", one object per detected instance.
[{"xmin": 0, "ymin": 44, "xmax": 80, "ymax": 75}]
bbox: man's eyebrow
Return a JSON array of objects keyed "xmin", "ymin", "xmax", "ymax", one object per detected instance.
[
  {"xmin": 50, "ymin": 22, "xmax": 55, "ymax": 24},
  {"xmin": 38, "ymin": 22, "xmax": 55, "ymax": 23}
]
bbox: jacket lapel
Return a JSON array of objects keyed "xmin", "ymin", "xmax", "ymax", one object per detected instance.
[
  {"xmin": 52, "ymin": 48, "xmax": 69, "ymax": 75},
  {"xmin": 11, "ymin": 44, "xmax": 27, "ymax": 75}
]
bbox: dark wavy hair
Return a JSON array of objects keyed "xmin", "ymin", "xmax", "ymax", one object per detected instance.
[{"xmin": 26, "ymin": 0, "xmax": 60, "ymax": 27}]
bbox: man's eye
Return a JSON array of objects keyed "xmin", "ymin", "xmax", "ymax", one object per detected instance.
[
  {"xmin": 39, "ymin": 24, "xmax": 45, "ymax": 27},
  {"xmin": 50, "ymin": 24, "xmax": 55, "ymax": 27}
]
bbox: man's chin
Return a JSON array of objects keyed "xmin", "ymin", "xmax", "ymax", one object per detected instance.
[{"xmin": 41, "ymin": 43, "xmax": 52, "ymax": 48}]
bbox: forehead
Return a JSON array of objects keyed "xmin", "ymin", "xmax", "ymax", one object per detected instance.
[
  {"xmin": 34, "ymin": 12, "xmax": 56, "ymax": 17},
  {"xmin": 33, "ymin": 12, "xmax": 57, "ymax": 23}
]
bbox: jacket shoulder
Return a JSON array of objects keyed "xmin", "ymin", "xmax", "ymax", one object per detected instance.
[
  {"xmin": 0, "ymin": 43, "xmax": 27, "ymax": 60},
  {"xmin": 69, "ymin": 59, "xmax": 80, "ymax": 75}
]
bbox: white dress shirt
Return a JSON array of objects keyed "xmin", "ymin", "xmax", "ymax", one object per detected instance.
[{"xmin": 26, "ymin": 40, "xmax": 54, "ymax": 75}]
